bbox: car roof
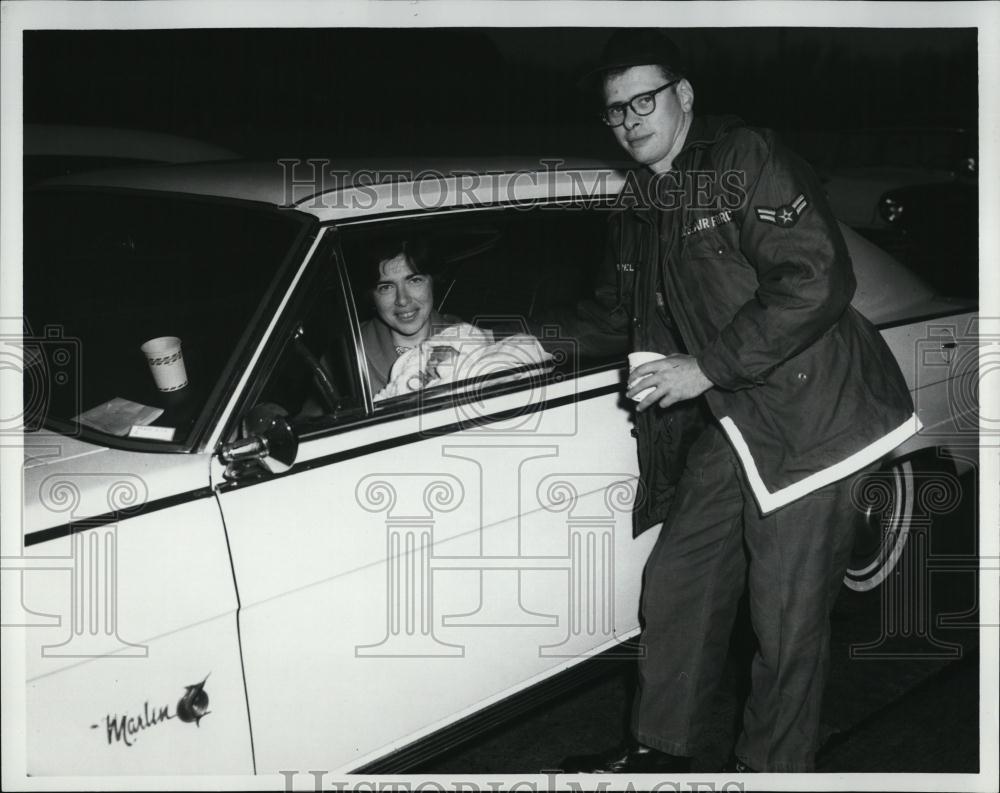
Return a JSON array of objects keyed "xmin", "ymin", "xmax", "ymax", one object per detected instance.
[
  {"xmin": 36, "ymin": 156, "xmax": 632, "ymax": 219},
  {"xmin": 30, "ymin": 156, "xmax": 962, "ymax": 338}
]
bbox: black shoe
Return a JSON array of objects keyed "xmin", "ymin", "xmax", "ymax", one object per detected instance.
[
  {"xmin": 722, "ymin": 756, "xmax": 758, "ymax": 773},
  {"xmin": 559, "ymin": 742, "xmax": 692, "ymax": 773}
]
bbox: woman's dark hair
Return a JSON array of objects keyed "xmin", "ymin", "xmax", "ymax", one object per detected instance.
[{"xmin": 360, "ymin": 237, "xmax": 435, "ymax": 291}]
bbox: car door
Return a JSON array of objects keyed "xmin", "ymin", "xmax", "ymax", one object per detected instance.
[
  {"xmin": 15, "ymin": 187, "xmax": 310, "ymax": 775},
  {"xmin": 20, "ymin": 444, "xmax": 253, "ymax": 776},
  {"xmin": 213, "ymin": 204, "xmax": 658, "ymax": 773}
]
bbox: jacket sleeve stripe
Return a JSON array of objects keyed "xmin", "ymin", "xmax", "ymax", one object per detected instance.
[{"xmin": 718, "ymin": 413, "xmax": 923, "ymax": 514}]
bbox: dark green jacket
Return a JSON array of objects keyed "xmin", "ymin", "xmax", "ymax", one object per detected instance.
[{"xmin": 571, "ymin": 116, "xmax": 917, "ymax": 533}]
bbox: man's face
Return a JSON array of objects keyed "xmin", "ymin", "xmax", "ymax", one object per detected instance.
[
  {"xmin": 603, "ymin": 64, "xmax": 693, "ymax": 173},
  {"xmin": 373, "ymin": 253, "xmax": 433, "ymax": 343}
]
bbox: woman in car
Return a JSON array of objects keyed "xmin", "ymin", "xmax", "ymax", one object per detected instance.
[
  {"xmin": 359, "ymin": 237, "xmax": 465, "ymax": 394},
  {"xmin": 359, "ymin": 237, "xmax": 552, "ymax": 402}
]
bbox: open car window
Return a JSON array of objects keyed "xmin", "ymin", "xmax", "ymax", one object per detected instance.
[
  {"xmin": 338, "ymin": 202, "xmax": 623, "ymax": 415},
  {"xmin": 23, "ymin": 189, "xmax": 307, "ymax": 448},
  {"xmin": 239, "ymin": 202, "xmax": 624, "ymax": 435},
  {"xmin": 247, "ymin": 240, "xmax": 367, "ymax": 433}
]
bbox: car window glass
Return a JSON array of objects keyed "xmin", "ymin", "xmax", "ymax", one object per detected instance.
[
  {"xmin": 339, "ymin": 203, "xmax": 621, "ymax": 413},
  {"xmin": 23, "ymin": 189, "xmax": 304, "ymax": 447},
  {"xmin": 250, "ymin": 253, "xmax": 365, "ymax": 430}
]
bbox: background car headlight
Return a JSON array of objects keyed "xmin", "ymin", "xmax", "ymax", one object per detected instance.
[{"xmin": 880, "ymin": 195, "xmax": 905, "ymax": 224}]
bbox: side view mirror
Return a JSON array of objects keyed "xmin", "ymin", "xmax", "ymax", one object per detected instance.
[{"xmin": 219, "ymin": 405, "xmax": 299, "ymax": 479}]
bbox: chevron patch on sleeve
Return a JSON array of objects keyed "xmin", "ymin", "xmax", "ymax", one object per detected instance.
[{"xmin": 755, "ymin": 193, "xmax": 809, "ymax": 227}]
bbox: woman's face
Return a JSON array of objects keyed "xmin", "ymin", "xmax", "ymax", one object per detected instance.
[{"xmin": 372, "ymin": 253, "xmax": 434, "ymax": 344}]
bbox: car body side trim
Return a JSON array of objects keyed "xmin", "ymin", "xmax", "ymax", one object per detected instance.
[
  {"xmin": 874, "ymin": 305, "xmax": 978, "ymax": 331},
  {"xmin": 212, "ymin": 494, "xmax": 258, "ymax": 774},
  {"xmin": 23, "ymin": 487, "xmax": 215, "ymax": 547},
  {"xmin": 352, "ymin": 637, "xmax": 641, "ymax": 773},
  {"xmin": 216, "ymin": 381, "xmax": 622, "ymax": 494}
]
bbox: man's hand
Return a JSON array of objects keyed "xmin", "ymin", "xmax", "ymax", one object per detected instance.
[{"xmin": 626, "ymin": 354, "xmax": 713, "ymax": 412}]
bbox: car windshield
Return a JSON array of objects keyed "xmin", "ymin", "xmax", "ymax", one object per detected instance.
[{"xmin": 23, "ymin": 189, "xmax": 306, "ymax": 447}]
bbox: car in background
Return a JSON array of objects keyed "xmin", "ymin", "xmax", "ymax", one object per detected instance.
[
  {"xmin": 14, "ymin": 158, "xmax": 978, "ymax": 776},
  {"xmin": 873, "ymin": 179, "xmax": 978, "ymax": 300},
  {"xmin": 23, "ymin": 123, "xmax": 240, "ymax": 184},
  {"xmin": 788, "ymin": 126, "xmax": 976, "ymax": 230}
]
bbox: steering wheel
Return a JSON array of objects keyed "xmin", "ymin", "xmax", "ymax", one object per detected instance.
[{"xmin": 291, "ymin": 325, "xmax": 341, "ymax": 414}]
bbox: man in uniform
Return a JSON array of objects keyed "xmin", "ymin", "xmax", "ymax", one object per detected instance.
[{"xmin": 559, "ymin": 30, "xmax": 919, "ymax": 774}]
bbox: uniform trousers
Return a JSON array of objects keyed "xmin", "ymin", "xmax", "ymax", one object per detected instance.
[{"xmin": 631, "ymin": 421, "xmax": 869, "ymax": 772}]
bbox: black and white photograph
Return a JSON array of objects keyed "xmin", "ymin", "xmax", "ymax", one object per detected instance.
[{"xmin": 1, "ymin": 1, "xmax": 997, "ymax": 791}]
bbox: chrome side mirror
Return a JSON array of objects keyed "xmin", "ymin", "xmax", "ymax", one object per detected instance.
[{"xmin": 220, "ymin": 405, "xmax": 298, "ymax": 478}]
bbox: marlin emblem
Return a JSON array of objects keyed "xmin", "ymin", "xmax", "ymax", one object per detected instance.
[{"xmin": 176, "ymin": 674, "xmax": 211, "ymax": 727}]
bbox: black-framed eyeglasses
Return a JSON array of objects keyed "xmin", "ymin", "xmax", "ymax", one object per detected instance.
[{"xmin": 601, "ymin": 80, "xmax": 679, "ymax": 127}]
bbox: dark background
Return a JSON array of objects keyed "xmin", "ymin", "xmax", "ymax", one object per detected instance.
[{"xmin": 24, "ymin": 27, "xmax": 977, "ymax": 160}]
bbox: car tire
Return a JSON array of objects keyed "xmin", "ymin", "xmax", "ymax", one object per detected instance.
[
  {"xmin": 843, "ymin": 454, "xmax": 967, "ymax": 593},
  {"xmin": 843, "ymin": 459, "xmax": 916, "ymax": 592}
]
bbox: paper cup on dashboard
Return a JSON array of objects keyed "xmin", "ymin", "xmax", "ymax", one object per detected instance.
[
  {"xmin": 141, "ymin": 336, "xmax": 188, "ymax": 392},
  {"xmin": 627, "ymin": 351, "xmax": 666, "ymax": 401}
]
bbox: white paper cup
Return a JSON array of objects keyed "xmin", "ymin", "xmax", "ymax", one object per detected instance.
[
  {"xmin": 627, "ymin": 351, "xmax": 666, "ymax": 401},
  {"xmin": 140, "ymin": 336, "xmax": 188, "ymax": 392}
]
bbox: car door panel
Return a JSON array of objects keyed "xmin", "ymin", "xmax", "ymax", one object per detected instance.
[
  {"xmin": 881, "ymin": 310, "xmax": 979, "ymax": 462},
  {"xmin": 216, "ymin": 368, "xmax": 655, "ymax": 771},
  {"xmin": 20, "ymin": 455, "xmax": 252, "ymax": 775}
]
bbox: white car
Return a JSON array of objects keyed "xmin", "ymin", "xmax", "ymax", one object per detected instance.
[{"xmin": 15, "ymin": 158, "xmax": 977, "ymax": 776}]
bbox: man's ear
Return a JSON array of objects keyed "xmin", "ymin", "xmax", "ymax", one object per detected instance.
[{"xmin": 676, "ymin": 79, "xmax": 695, "ymax": 113}]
